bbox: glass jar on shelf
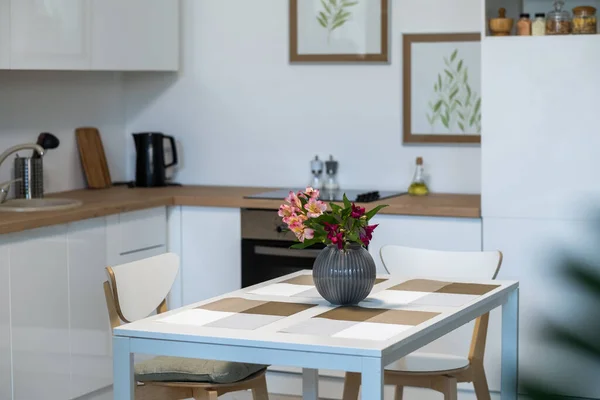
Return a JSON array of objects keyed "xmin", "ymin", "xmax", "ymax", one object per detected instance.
[
  {"xmin": 517, "ymin": 13, "xmax": 532, "ymax": 35},
  {"xmin": 547, "ymin": 0, "xmax": 572, "ymax": 34},
  {"xmin": 532, "ymin": 13, "xmax": 546, "ymax": 35},
  {"xmin": 572, "ymin": 6, "xmax": 597, "ymax": 34}
]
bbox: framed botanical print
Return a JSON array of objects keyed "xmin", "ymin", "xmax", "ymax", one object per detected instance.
[
  {"xmin": 403, "ymin": 33, "xmax": 481, "ymax": 144},
  {"xmin": 289, "ymin": 0, "xmax": 389, "ymax": 63}
]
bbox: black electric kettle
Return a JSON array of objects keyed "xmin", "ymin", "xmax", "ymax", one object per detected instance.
[{"xmin": 133, "ymin": 132, "xmax": 178, "ymax": 187}]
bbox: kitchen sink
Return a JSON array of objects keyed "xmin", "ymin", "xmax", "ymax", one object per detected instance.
[{"xmin": 0, "ymin": 198, "xmax": 83, "ymax": 212}]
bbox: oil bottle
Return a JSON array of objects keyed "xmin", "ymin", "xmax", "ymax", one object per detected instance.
[{"xmin": 408, "ymin": 157, "xmax": 429, "ymax": 196}]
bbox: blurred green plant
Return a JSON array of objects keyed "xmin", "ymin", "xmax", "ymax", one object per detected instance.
[{"xmin": 521, "ymin": 251, "xmax": 600, "ymax": 399}]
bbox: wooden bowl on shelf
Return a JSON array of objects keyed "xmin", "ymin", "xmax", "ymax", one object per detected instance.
[{"xmin": 489, "ymin": 8, "xmax": 514, "ymax": 36}]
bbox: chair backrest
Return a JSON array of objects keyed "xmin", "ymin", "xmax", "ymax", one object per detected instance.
[
  {"xmin": 380, "ymin": 246, "xmax": 502, "ymax": 280},
  {"xmin": 103, "ymin": 252, "xmax": 179, "ymax": 328},
  {"xmin": 379, "ymin": 245, "xmax": 502, "ymax": 363}
]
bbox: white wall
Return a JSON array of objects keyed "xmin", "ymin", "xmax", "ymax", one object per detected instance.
[
  {"xmin": 0, "ymin": 71, "xmax": 126, "ymax": 194},
  {"xmin": 125, "ymin": 0, "xmax": 483, "ymax": 193}
]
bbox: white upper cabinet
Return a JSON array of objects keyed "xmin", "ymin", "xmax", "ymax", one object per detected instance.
[
  {"xmin": 482, "ymin": 36, "xmax": 600, "ymax": 220},
  {"xmin": 3, "ymin": 0, "xmax": 179, "ymax": 71},
  {"xmin": 10, "ymin": 0, "xmax": 91, "ymax": 69},
  {"xmin": 91, "ymin": 0, "xmax": 179, "ymax": 71}
]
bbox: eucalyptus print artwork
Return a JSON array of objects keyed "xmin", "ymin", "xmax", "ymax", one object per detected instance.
[
  {"xmin": 426, "ymin": 49, "xmax": 481, "ymax": 134},
  {"xmin": 316, "ymin": 0, "xmax": 359, "ymax": 44}
]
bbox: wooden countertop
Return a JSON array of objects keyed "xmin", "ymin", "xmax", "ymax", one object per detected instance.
[{"xmin": 0, "ymin": 186, "xmax": 481, "ymax": 235}]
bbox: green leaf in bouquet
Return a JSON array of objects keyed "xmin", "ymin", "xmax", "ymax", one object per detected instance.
[
  {"xmin": 342, "ymin": 193, "xmax": 351, "ymax": 208},
  {"xmin": 330, "ymin": 202, "xmax": 343, "ymax": 215},
  {"xmin": 365, "ymin": 204, "xmax": 388, "ymax": 221},
  {"xmin": 318, "ymin": 213, "xmax": 339, "ymax": 224}
]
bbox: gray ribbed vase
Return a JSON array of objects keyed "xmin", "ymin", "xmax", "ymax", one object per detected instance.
[{"xmin": 312, "ymin": 244, "xmax": 376, "ymax": 305}]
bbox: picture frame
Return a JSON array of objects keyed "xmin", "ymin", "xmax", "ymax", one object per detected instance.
[
  {"xmin": 289, "ymin": 0, "xmax": 389, "ymax": 63},
  {"xmin": 403, "ymin": 33, "xmax": 481, "ymax": 144}
]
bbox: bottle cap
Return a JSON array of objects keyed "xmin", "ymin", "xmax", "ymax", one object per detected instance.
[
  {"xmin": 416, "ymin": 157, "xmax": 423, "ymax": 165},
  {"xmin": 535, "ymin": 12, "xmax": 546, "ymax": 17}
]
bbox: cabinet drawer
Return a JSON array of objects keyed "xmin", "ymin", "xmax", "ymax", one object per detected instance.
[{"xmin": 106, "ymin": 207, "xmax": 167, "ymax": 264}]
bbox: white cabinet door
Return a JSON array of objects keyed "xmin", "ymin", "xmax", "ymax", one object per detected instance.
[
  {"xmin": 484, "ymin": 217, "xmax": 600, "ymax": 398},
  {"xmin": 0, "ymin": 0, "xmax": 9, "ymax": 68},
  {"xmin": 91, "ymin": 0, "xmax": 179, "ymax": 71},
  {"xmin": 106, "ymin": 207, "xmax": 167, "ymax": 266},
  {"xmin": 9, "ymin": 225, "xmax": 70, "ymax": 400},
  {"xmin": 181, "ymin": 207, "xmax": 241, "ymax": 305},
  {"xmin": 0, "ymin": 241, "xmax": 10, "ymax": 400},
  {"xmin": 368, "ymin": 214, "xmax": 483, "ymax": 273},
  {"xmin": 482, "ymin": 36, "xmax": 600, "ymax": 220},
  {"xmin": 67, "ymin": 218, "xmax": 112, "ymax": 399},
  {"xmin": 10, "ymin": 0, "xmax": 91, "ymax": 69}
]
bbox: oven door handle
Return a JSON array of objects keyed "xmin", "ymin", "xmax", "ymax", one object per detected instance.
[{"xmin": 254, "ymin": 245, "xmax": 322, "ymax": 258}]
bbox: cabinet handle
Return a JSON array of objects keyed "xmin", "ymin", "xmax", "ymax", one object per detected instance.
[
  {"xmin": 120, "ymin": 244, "xmax": 164, "ymax": 256},
  {"xmin": 254, "ymin": 246, "xmax": 321, "ymax": 258}
]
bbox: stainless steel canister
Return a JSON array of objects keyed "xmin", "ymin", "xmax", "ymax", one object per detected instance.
[{"xmin": 14, "ymin": 156, "xmax": 43, "ymax": 199}]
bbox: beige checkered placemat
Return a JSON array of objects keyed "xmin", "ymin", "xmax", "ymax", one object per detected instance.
[
  {"xmin": 155, "ymin": 278, "xmax": 500, "ymax": 342},
  {"xmin": 279, "ymin": 279, "xmax": 499, "ymax": 341},
  {"xmin": 246, "ymin": 275, "xmax": 388, "ymax": 298}
]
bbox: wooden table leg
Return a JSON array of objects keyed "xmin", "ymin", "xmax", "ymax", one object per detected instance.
[{"xmin": 113, "ymin": 336, "xmax": 134, "ymax": 400}]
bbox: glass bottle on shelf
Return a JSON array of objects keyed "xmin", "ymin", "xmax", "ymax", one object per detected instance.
[
  {"xmin": 408, "ymin": 157, "xmax": 429, "ymax": 196},
  {"xmin": 547, "ymin": 0, "xmax": 571, "ymax": 35},
  {"xmin": 532, "ymin": 13, "xmax": 546, "ymax": 35},
  {"xmin": 517, "ymin": 13, "xmax": 532, "ymax": 35}
]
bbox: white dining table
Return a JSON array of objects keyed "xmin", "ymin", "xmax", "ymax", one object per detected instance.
[{"xmin": 113, "ymin": 270, "xmax": 519, "ymax": 400}]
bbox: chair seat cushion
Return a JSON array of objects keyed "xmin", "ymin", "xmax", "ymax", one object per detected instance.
[
  {"xmin": 134, "ymin": 356, "xmax": 267, "ymax": 384},
  {"xmin": 386, "ymin": 352, "xmax": 469, "ymax": 373}
]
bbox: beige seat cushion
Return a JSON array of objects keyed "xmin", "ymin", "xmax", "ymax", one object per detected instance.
[
  {"xmin": 386, "ymin": 352, "xmax": 469, "ymax": 373},
  {"xmin": 135, "ymin": 356, "xmax": 267, "ymax": 384}
]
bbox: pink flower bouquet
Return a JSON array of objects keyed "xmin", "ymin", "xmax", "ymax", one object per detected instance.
[{"xmin": 278, "ymin": 187, "xmax": 387, "ymax": 250}]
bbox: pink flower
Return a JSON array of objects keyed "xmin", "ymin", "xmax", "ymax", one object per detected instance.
[
  {"xmin": 286, "ymin": 213, "xmax": 307, "ymax": 227},
  {"xmin": 298, "ymin": 228, "xmax": 314, "ymax": 242},
  {"xmin": 304, "ymin": 198, "xmax": 327, "ymax": 218},
  {"xmin": 359, "ymin": 224, "xmax": 378, "ymax": 246},
  {"xmin": 285, "ymin": 191, "xmax": 302, "ymax": 209},
  {"xmin": 278, "ymin": 204, "xmax": 294, "ymax": 219},
  {"xmin": 351, "ymin": 203, "xmax": 366, "ymax": 219},
  {"xmin": 304, "ymin": 187, "xmax": 320, "ymax": 199}
]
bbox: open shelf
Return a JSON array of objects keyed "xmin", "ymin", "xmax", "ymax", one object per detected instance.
[{"xmin": 485, "ymin": 0, "xmax": 600, "ymax": 36}]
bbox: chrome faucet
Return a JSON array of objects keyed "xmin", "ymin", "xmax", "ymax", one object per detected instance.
[{"xmin": 0, "ymin": 143, "xmax": 45, "ymax": 204}]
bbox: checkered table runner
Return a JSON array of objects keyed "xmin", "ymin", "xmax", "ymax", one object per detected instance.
[{"xmin": 156, "ymin": 275, "xmax": 499, "ymax": 342}]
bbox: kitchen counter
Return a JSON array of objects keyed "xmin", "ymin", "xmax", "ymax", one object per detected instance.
[{"xmin": 0, "ymin": 186, "xmax": 481, "ymax": 235}]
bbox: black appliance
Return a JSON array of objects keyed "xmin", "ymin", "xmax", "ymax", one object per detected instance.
[
  {"xmin": 133, "ymin": 132, "xmax": 178, "ymax": 187},
  {"xmin": 244, "ymin": 189, "xmax": 405, "ymax": 203},
  {"xmin": 241, "ymin": 209, "xmax": 326, "ymax": 288}
]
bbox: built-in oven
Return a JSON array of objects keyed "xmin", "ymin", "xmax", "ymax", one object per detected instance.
[{"xmin": 241, "ymin": 209, "xmax": 325, "ymax": 288}]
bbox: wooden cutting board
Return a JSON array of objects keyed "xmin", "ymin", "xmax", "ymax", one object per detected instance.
[{"xmin": 75, "ymin": 127, "xmax": 112, "ymax": 189}]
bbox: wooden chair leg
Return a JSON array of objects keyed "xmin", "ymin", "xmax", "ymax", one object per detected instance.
[
  {"xmin": 472, "ymin": 364, "xmax": 492, "ymax": 400},
  {"xmin": 442, "ymin": 377, "xmax": 458, "ymax": 400},
  {"xmin": 193, "ymin": 389, "xmax": 218, "ymax": 400},
  {"xmin": 251, "ymin": 374, "xmax": 270, "ymax": 400},
  {"xmin": 342, "ymin": 372, "xmax": 361, "ymax": 400},
  {"xmin": 394, "ymin": 385, "xmax": 404, "ymax": 400}
]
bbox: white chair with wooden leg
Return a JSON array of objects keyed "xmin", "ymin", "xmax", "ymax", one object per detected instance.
[
  {"xmin": 104, "ymin": 252, "xmax": 270, "ymax": 400},
  {"xmin": 342, "ymin": 245, "xmax": 503, "ymax": 400}
]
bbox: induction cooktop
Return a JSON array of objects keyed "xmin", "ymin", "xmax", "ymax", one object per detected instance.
[{"xmin": 244, "ymin": 189, "xmax": 406, "ymax": 203}]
